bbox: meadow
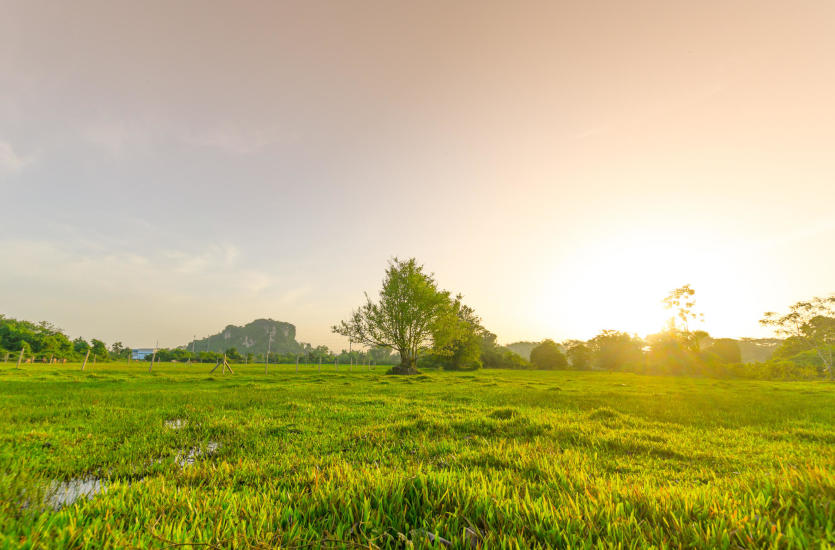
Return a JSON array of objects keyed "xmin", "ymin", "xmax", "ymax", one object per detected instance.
[{"xmin": 1, "ymin": 363, "xmax": 833, "ymax": 549}]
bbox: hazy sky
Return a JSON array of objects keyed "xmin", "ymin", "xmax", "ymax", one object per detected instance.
[{"xmin": 2, "ymin": 1, "xmax": 834, "ymax": 349}]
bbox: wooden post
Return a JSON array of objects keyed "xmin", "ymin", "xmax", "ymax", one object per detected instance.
[
  {"xmin": 16, "ymin": 348, "xmax": 25, "ymax": 367},
  {"xmin": 210, "ymin": 358, "xmax": 221, "ymax": 374},
  {"xmin": 318, "ymin": 358, "xmax": 321, "ymax": 372},
  {"xmin": 81, "ymin": 350, "xmax": 90, "ymax": 371},
  {"xmin": 295, "ymin": 355, "xmax": 299, "ymax": 373},
  {"xmin": 265, "ymin": 327, "xmax": 273, "ymax": 375},
  {"xmin": 149, "ymin": 349, "xmax": 156, "ymax": 374},
  {"xmin": 4, "ymin": 352, "xmax": 9, "ymax": 363}
]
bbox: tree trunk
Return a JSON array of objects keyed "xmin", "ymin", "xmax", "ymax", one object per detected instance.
[{"xmin": 389, "ymin": 350, "xmax": 419, "ymax": 375}]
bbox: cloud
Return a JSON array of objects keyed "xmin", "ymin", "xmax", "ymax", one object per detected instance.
[
  {"xmin": 0, "ymin": 141, "xmax": 33, "ymax": 173},
  {"xmin": 0, "ymin": 239, "xmax": 277, "ymax": 302}
]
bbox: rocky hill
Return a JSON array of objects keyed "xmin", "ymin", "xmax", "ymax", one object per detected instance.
[{"xmin": 186, "ymin": 319, "xmax": 305, "ymax": 355}]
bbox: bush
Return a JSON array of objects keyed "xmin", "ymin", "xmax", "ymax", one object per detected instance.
[
  {"xmin": 530, "ymin": 340, "xmax": 568, "ymax": 370},
  {"xmin": 482, "ymin": 348, "xmax": 531, "ymax": 369}
]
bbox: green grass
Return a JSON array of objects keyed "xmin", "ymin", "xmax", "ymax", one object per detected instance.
[{"xmin": 1, "ymin": 362, "xmax": 834, "ymax": 548}]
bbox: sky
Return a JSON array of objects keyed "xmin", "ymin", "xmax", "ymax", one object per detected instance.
[{"xmin": 1, "ymin": 1, "xmax": 834, "ymax": 350}]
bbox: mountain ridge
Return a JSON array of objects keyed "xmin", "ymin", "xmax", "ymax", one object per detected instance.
[{"xmin": 185, "ymin": 318, "xmax": 305, "ymax": 355}]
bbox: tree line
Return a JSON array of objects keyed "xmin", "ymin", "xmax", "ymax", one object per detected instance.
[
  {"xmin": 335, "ymin": 259, "xmax": 834, "ymax": 380},
  {"xmin": 0, "ymin": 316, "xmax": 129, "ymax": 362},
  {"xmin": 3, "ymin": 258, "xmax": 832, "ymax": 380},
  {"xmin": 0, "ymin": 314, "xmax": 400, "ymax": 366},
  {"xmin": 143, "ymin": 345, "xmax": 397, "ymax": 365}
]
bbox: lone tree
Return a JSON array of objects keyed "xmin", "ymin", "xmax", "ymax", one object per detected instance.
[
  {"xmin": 332, "ymin": 258, "xmax": 453, "ymax": 375},
  {"xmin": 530, "ymin": 339, "xmax": 568, "ymax": 370},
  {"xmin": 663, "ymin": 284, "xmax": 704, "ymax": 332},
  {"xmin": 761, "ymin": 295, "xmax": 835, "ymax": 379}
]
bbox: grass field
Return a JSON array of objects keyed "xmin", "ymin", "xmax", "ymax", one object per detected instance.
[{"xmin": 1, "ymin": 363, "xmax": 834, "ymax": 549}]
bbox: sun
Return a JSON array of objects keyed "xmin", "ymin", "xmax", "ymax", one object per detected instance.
[{"xmin": 534, "ymin": 230, "xmax": 727, "ymax": 340}]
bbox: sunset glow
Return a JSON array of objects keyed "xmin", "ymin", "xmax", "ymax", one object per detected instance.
[{"xmin": 1, "ymin": 1, "xmax": 833, "ymax": 348}]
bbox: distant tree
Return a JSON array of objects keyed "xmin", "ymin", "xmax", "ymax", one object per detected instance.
[
  {"xmin": 646, "ymin": 330, "xmax": 700, "ymax": 375},
  {"xmin": 479, "ymin": 331, "xmax": 529, "ymax": 369},
  {"xmin": 310, "ymin": 345, "xmax": 331, "ymax": 362},
  {"xmin": 563, "ymin": 340, "xmax": 592, "ymax": 370},
  {"xmin": 772, "ymin": 336, "xmax": 814, "ymax": 361},
  {"xmin": 703, "ymin": 338, "xmax": 742, "ymax": 364},
  {"xmin": 0, "ymin": 316, "xmax": 73, "ymax": 357},
  {"xmin": 436, "ymin": 300, "xmax": 484, "ymax": 370},
  {"xmin": 588, "ymin": 330, "xmax": 644, "ymax": 371},
  {"xmin": 368, "ymin": 346, "xmax": 396, "ymax": 364},
  {"xmin": 110, "ymin": 341, "xmax": 129, "ymax": 359},
  {"xmin": 504, "ymin": 341, "xmax": 540, "ymax": 361},
  {"xmin": 737, "ymin": 338, "xmax": 783, "ymax": 363},
  {"xmin": 499, "ymin": 349, "xmax": 531, "ymax": 369},
  {"xmin": 90, "ymin": 339, "xmax": 107, "ymax": 360},
  {"xmin": 73, "ymin": 337, "xmax": 90, "ymax": 354},
  {"xmin": 332, "ymin": 258, "xmax": 455, "ymax": 374},
  {"xmin": 530, "ymin": 339, "xmax": 568, "ymax": 370},
  {"xmin": 663, "ymin": 285, "xmax": 704, "ymax": 331},
  {"xmin": 761, "ymin": 296, "xmax": 835, "ymax": 378},
  {"xmin": 225, "ymin": 347, "xmax": 242, "ymax": 361}
]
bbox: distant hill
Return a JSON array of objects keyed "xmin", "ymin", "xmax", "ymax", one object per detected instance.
[
  {"xmin": 186, "ymin": 319, "xmax": 305, "ymax": 355},
  {"xmin": 505, "ymin": 341, "xmax": 541, "ymax": 360},
  {"xmin": 738, "ymin": 338, "xmax": 782, "ymax": 363}
]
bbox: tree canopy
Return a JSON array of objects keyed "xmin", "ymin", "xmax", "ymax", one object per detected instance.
[
  {"xmin": 530, "ymin": 339, "xmax": 568, "ymax": 370},
  {"xmin": 332, "ymin": 258, "xmax": 456, "ymax": 373},
  {"xmin": 761, "ymin": 296, "xmax": 835, "ymax": 378}
]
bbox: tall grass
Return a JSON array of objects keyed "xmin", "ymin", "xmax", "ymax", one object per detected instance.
[{"xmin": 1, "ymin": 363, "xmax": 833, "ymax": 548}]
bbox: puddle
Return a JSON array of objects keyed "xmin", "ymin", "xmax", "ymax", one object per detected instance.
[
  {"xmin": 23, "ymin": 439, "xmax": 218, "ymax": 512},
  {"xmin": 165, "ymin": 419, "xmax": 187, "ymax": 430},
  {"xmin": 176, "ymin": 442, "xmax": 220, "ymax": 467},
  {"xmin": 46, "ymin": 477, "xmax": 105, "ymax": 510},
  {"xmin": 28, "ymin": 440, "xmax": 218, "ymax": 511}
]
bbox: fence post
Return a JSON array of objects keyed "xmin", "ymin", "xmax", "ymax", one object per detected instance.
[
  {"xmin": 296, "ymin": 355, "xmax": 299, "ymax": 373},
  {"xmin": 149, "ymin": 349, "xmax": 156, "ymax": 374},
  {"xmin": 17, "ymin": 348, "xmax": 25, "ymax": 367},
  {"xmin": 81, "ymin": 350, "xmax": 90, "ymax": 371}
]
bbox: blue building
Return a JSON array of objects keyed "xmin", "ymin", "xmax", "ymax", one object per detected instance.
[{"xmin": 131, "ymin": 348, "xmax": 154, "ymax": 360}]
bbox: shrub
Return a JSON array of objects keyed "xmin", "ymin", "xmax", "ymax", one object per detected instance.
[{"xmin": 530, "ymin": 340, "xmax": 568, "ymax": 370}]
